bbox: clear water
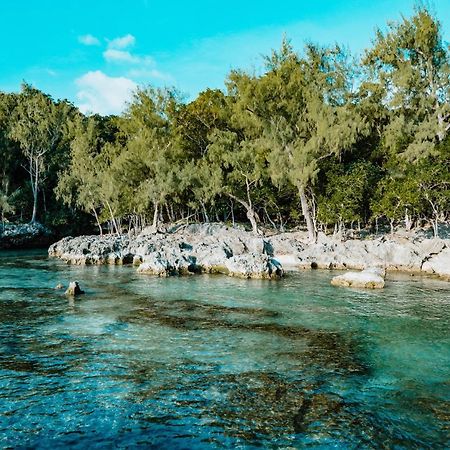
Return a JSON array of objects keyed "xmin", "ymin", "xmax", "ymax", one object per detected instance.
[{"xmin": 0, "ymin": 250, "xmax": 449, "ymax": 449}]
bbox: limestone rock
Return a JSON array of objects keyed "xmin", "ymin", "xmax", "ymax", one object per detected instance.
[
  {"xmin": 225, "ymin": 254, "xmax": 283, "ymax": 279},
  {"xmin": 48, "ymin": 222, "xmax": 450, "ymax": 281},
  {"xmin": 331, "ymin": 267, "xmax": 385, "ymax": 289},
  {"xmin": 421, "ymin": 247, "xmax": 450, "ymax": 279},
  {"xmin": 1, "ymin": 222, "xmax": 52, "ymax": 249}
]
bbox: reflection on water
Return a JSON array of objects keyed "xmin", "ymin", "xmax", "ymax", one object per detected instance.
[{"xmin": 0, "ymin": 250, "xmax": 449, "ymax": 448}]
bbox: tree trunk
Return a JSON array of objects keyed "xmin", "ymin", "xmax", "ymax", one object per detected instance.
[
  {"xmin": 105, "ymin": 200, "xmax": 120, "ymax": 235},
  {"xmin": 201, "ymin": 201, "xmax": 209, "ymax": 223},
  {"xmin": 298, "ymin": 186, "xmax": 316, "ymax": 242},
  {"xmin": 230, "ymin": 200, "xmax": 235, "ymax": 227},
  {"xmin": 30, "ymin": 158, "xmax": 39, "ymax": 223},
  {"xmin": 246, "ymin": 208, "xmax": 259, "ymax": 235},
  {"xmin": 433, "ymin": 217, "xmax": 439, "ymax": 239},
  {"xmin": 152, "ymin": 202, "xmax": 159, "ymax": 228},
  {"xmin": 92, "ymin": 208, "xmax": 103, "ymax": 236},
  {"xmin": 405, "ymin": 209, "xmax": 412, "ymax": 232},
  {"xmin": 226, "ymin": 193, "xmax": 259, "ymax": 234}
]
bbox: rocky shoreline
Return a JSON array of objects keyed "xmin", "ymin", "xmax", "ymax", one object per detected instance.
[
  {"xmin": 0, "ymin": 223, "xmax": 53, "ymax": 250},
  {"xmin": 47, "ymin": 223, "xmax": 450, "ymax": 282}
]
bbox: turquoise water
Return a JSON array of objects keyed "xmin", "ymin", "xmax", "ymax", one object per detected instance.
[{"xmin": 0, "ymin": 250, "xmax": 449, "ymax": 449}]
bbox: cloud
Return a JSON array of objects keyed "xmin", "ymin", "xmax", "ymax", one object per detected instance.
[
  {"xmin": 78, "ymin": 34, "xmax": 100, "ymax": 46},
  {"xmin": 103, "ymin": 49, "xmax": 154, "ymax": 65},
  {"xmin": 103, "ymin": 49, "xmax": 140, "ymax": 64},
  {"xmin": 108, "ymin": 34, "xmax": 135, "ymax": 49},
  {"xmin": 75, "ymin": 70, "xmax": 137, "ymax": 115}
]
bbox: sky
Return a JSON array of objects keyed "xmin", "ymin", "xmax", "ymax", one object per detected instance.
[{"xmin": 0, "ymin": 0, "xmax": 449, "ymax": 115}]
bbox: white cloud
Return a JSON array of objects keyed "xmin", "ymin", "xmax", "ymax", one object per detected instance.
[
  {"xmin": 108, "ymin": 34, "xmax": 135, "ymax": 49},
  {"xmin": 103, "ymin": 49, "xmax": 154, "ymax": 65},
  {"xmin": 78, "ymin": 34, "xmax": 100, "ymax": 46},
  {"xmin": 103, "ymin": 49, "xmax": 140, "ymax": 64},
  {"xmin": 75, "ymin": 70, "xmax": 137, "ymax": 115}
]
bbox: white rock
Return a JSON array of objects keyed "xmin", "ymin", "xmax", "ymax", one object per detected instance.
[
  {"xmin": 421, "ymin": 248, "xmax": 450, "ymax": 278},
  {"xmin": 331, "ymin": 267, "xmax": 385, "ymax": 289}
]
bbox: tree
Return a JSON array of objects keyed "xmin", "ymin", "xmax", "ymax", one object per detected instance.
[
  {"xmin": 317, "ymin": 161, "xmax": 380, "ymax": 232},
  {"xmin": 9, "ymin": 84, "xmax": 69, "ymax": 223},
  {"xmin": 56, "ymin": 115, "xmax": 111, "ymax": 234},
  {"xmin": 232, "ymin": 40, "xmax": 367, "ymax": 240},
  {"xmin": 201, "ymin": 128, "xmax": 268, "ymax": 234},
  {"xmin": 371, "ymin": 166, "xmax": 421, "ymax": 235},
  {"xmin": 363, "ymin": 7, "xmax": 450, "ymax": 160},
  {"xmin": 0, "ymin": 92, "xmax": 21, "ymax": 198},
  {"xmin": 114, "ymin": 87, "xmax": 182, "ymax": 228}
]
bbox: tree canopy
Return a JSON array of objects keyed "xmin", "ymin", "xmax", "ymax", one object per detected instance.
[{"xmin": 1, "ymin": 7, "xmax": 449, "ymax": 238}]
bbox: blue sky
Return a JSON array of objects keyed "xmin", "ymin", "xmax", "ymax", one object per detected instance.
[{"xmin": 1, "ymin": 0, "xmax": 449, "ymax": 115}]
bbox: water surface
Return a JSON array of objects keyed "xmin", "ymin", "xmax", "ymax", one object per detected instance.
[{"xmin": 0, "ymin": 250, "xmax": 449, "ymax": 448}]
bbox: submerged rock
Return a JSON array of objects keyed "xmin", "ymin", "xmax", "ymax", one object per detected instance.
[
  {"xmin": 65, "ymin": 281, "xmax": 85, "ymax": 296},
  {"xmin": 331, "ymin": 267, "xmax": 385, "ymax": 289}
]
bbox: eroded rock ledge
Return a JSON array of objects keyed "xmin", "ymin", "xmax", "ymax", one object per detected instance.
[
  {"xmin": 48, "ymin": 223, "xmax": 450, "ymax": 280},
  {"xmin": 1, "ymin": 222, "xmax": 52, "ymax": 249}
]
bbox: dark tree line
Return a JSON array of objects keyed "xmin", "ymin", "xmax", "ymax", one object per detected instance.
[{"xmin": 1, "ymin": 7, "xmax": 449, "ymax": 239}]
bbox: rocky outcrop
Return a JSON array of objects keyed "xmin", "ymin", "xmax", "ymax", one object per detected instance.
[
  {"xmin": 49, "ymin": 224, "xmax": 283, "ymax": 280},
  {"xmin": 48, "ymin": 223, "xmax": 450, "ymax": 281},
  {"xmin": 65, "ymin": 281, "xmax": 84, "ymax": 296},
  {"xmin": 0, "ymin": 222, "xmax": 52, "ymax": 249},
  {"xmin": 270, "ymin": 232, "xmax": 450, "ymax": 279},
  {"xmin": 331, "ymin": 267, "xmax": 386, "ymax": 289},
  {"xmin": 421, "ymin": 247, "xmax": 450, "ymax": 279}
]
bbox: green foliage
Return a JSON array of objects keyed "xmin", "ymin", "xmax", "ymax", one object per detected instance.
[
  {"xmin": 1, "ymin": 7, "xmax": 450, "ymax": 236},
  {"xmin": 363, "ymin": 6, "xmax": 450, "ymax": 160},
  {"xmin": 318, "ymin": 161, "xmax": 380, "ymax": 226}
]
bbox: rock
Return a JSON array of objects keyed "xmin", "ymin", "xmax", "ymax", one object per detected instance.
[
  {"xmin": 422, "ymin": 247, "xmax": 450, "ymax": 279},
  {"xmin": 225, "ymin": 254, "xmax": 283, "ymax": 279},
  {"xmin": 364, "ymin": 266, "xmax": 386, "ymax": 277},
  {"xmin": 55, "ymin": 283, "xmax": 65, "ymax": 290},
  {"xmin": 0, "ymin": 222, "xmax": 53, "ymax": 249},
  {"xmin": 65, "ymin": 281, "xmax": 85, "ymax": 296},
  {"xmin": 331, "ymin": 267, "xmax": 385, "ymax": 289},
  {"xmin": 48, "ymin": 222, "xmax": 450, "ymax": 281},
  {"xmin": 137, "ymin": 252, "xmax": 199, "ymax": 277}
]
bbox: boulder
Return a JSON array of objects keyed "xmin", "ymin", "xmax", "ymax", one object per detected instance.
[
  {"xmin": 331, "ymin": 267, "xmax": 385, "ymax": 289},
  {"xmin": 65, "ymin": 281, "xmax": 85, "ymax": 296},
  {"xmin": 225, "ymin": 254, "xmax": 284, "ymax": 279},
  {"xmin": 137, "ymin": 252, "xmax": 199, "ymax": 277},
  {"xmin": 421, "ymin": 247, "xmax": 450, "ymax": 279}
]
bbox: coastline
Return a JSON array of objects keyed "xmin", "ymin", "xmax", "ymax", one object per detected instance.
[
  {"xmin": 0, "ymin": 223, "xmax": 53, "ymax": 250},
  {"xmin": 47, "ymin": 223, "xmax": 450, "ymax": 281}
]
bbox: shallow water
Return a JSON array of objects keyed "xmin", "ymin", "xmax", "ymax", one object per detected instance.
[{"xmin": 0, "ymin": 250, "xmax": 449, "ymax": 449}]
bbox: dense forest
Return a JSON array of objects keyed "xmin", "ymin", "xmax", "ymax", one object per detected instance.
[{"xmin": 0, "ymin": 7, "xmax": 449, "ymax": 241}]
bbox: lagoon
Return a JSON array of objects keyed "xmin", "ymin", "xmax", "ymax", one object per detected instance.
[{"xmin": 0, "ymin": 250, "xmax": 449, "ymax": 448}]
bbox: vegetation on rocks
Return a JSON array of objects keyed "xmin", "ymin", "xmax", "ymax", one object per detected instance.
[{"xmin": 0, "ymin": 8, "xmax": 449, "ymax": 240}]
